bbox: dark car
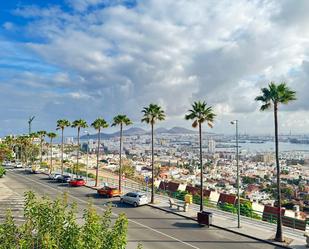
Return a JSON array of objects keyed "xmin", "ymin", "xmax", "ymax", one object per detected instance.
[{"xmin": 57, "ymin": 175, "xmax": 72, "ymax": 183}]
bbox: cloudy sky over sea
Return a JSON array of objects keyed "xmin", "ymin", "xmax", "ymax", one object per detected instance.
[{"xmin": 1, "ymin": 0, "xmax": 309, "ymax": 136}]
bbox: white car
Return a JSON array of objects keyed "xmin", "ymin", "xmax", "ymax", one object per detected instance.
[
  {"xmin": 14, "ymin": 162, "xmax": 23, "ymax": 168},
  {"xmin": 49, "ymin": 173, "xmax": 62, "ymax": 180},
  {"xmin": 120, "ymin": 192, "xmax": 149, "ymax": 207}
]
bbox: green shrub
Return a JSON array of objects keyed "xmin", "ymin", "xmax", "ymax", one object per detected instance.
[
  {"xmin": 0, "ymin": 165, "xmax": 6, "ymax": 178},
  {"xmin": 0, "ymin": 191, "xmax": 134, "ymax": 249},
  {"xmin": 87, "ymin": 173, "xmax": 95, "ymax": 179},
  {"xmin": 218, "ymin": 203, "xmax": 237, "ymax": 213}
]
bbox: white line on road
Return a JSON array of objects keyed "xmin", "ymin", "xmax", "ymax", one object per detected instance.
[{"xmin": 9, "ymin": 171, "xmax": 200, "ymax": 249}]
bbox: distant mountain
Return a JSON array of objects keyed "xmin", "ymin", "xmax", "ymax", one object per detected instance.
[
  {"xmin": 155, "ymin": 127, "xmax": 169, "ymax": 133},
  {"xmin": 80, "ymin": 126, "xmax": 212, "ymax": 140},
  {"xmin": 168, "ymin": 126, "xmax": 196, "ymax": 134},
  {"xmin": 122, "ymin": 127, "xmax": 146, "ymax": 135},
  {"xmin": 80, "ymin": 127, "xmax": 146, "ymax": 140}
]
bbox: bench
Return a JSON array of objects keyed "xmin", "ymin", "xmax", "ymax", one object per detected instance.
[{"xmin": 169, "ymin": 198, "xmax": 189, "ymax": 212}]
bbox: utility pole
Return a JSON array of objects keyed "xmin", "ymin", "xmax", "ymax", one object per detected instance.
[
  {"xmin": 28, "ymin": 116, "xmax": 35, "ymax": 134},
  {"xmin": 231, "ymin": 120, "xmax": 241, "ymax": 228}
]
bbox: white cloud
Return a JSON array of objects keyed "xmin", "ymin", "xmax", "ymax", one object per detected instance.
[{"xmin": 1, "ymin": 0, "xmax": 309, "ymax": 135}]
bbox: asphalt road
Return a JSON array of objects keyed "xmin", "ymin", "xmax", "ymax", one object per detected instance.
[{"xmin": 2, "ymin": 169, "xmax": 282, "ymax": 249}]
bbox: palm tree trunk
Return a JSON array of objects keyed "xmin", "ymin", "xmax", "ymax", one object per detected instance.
[
  {"xmin": 50, "ymin": 139, "xmax": 53, "ymax": 174},
  {"xmin": 151, "ymin": 123, "xmax": 154, "ymax": 204},
  {"xmin": 40, "ymin": 138, "xmax": 43, "ymax": 164},
  {"xmin": 76, "ymin": 128, "xmax": 80, "ymax": 177},
  {"xmin": 95, "ymin": 128, "xmax": 100, "ymax": 187},
  {"xmin": 274, "ymin": 103, "xmax": 283, "ymax": 242},
  {"xmin": 119, "ymin": 124, "xmax": 123, "ymax": 192},
  {"xmin": 199, "ymin": 122, "xmax": 204, "ymax": 212},
  {"xmin": 61, "ymin": 128, "xmax": 64, "ymax": 175}
]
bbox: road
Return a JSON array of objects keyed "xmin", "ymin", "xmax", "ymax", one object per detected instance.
[{"xmin": 1, "ymin": 169, "xmax": 283, "ymax": 249}]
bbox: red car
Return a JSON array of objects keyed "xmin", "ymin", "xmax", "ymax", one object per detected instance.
[
  {"xmin": 97, "ymin": 186, "xmax": 121, "ymax": 198},
  {"xmin": 69, "ymin": 178, "xmax": 86, "ymax": 187}
]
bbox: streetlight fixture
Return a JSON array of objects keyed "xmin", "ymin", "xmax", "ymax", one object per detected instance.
[
  {"xmin": 84, "ymin": 131, "xmax": 90, "ymax": 183},
  {"xmin": 231, "ymin": 120, "xmax": 241, "ymax": 228}
]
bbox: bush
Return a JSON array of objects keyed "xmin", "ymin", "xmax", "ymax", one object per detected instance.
[
  {"xmin": 0, "ymin": 165, "xmax": 6, "ymax": 178},
  {"xmin": 0, "ymin": 191, "xmax": 136, "ymax": 249},
  {"xmin": 88, "ymin": 173, "xmax": 95, "ymax": 179},
  {"xmin": 218, "ymin": 203, "xmax": 237, "ymax": 213}
]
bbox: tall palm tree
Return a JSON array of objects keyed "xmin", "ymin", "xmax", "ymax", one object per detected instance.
[
  {"xmin": 37, "ymin": 131, "xmax": 47, "ymax": 164},
  {"xmin": 71, "ymin": 119, "xmax": 88, "ymax": 176},
  {"xmin": 141, "ymin": 104, "xmax": 165, "ymax": 203},
  {"xmin": 91, "ymin": 118, "xmax": 109, "ymax": 187},
  {"xmin": 56, "ymin": 119, "xmax": 71, "ymax": 175},
  {"xmin": 29, "ymin": 132, "xmax": 39, "ymax": 164},
  {"xmin": 255, "ymin": 82, "xmax": 296, "ymax": 242},
  {"xmin": 47, "ymin": 132, "xmax": 57, "ymax": 174},
  {"xmin": 111, "ymin": 115, "xmax": 133, "ymax": 192},
  {"xmin": 185, "ymin": 101, "xmax": 216, "ymax": 212}
]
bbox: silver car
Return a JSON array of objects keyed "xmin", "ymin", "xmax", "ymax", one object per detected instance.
[{"xmin": 120, "ymin": 192, "xmax": 149, "ymax": 207}]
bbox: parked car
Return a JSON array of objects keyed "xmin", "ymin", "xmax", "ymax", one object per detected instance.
[
  {"xmin": 57, "ymin": 175, "xmax": 72, "ymax": 183},
  {"xmin": 69, "ymin": 178, "xmax": 85, "ymax": 187},
  {"xmin": 120, "ymin": 192, "xmax": 149, "ymax": 207},
  {"xmin": 49, "ymin": 173, "xmax": 61, "ymax": 180},
  {"xmin": 97, "ymin": 186, "xmax": 121, "ymax": 198},
  {"xmin": 14, "ymin": 162, "xmax": 23, "ymax": 168}
]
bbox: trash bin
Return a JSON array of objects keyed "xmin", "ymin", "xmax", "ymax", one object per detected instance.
[
  {"xmin": 185, "ymin": 194, "xmax": 193, "ymax": 204},
  {"xmin": 197, "ymin": 211, "xmax": 212, "ymax": 227}
]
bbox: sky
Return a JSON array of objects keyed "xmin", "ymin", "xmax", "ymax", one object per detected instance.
[{"xmin": 1, "ymin": 0, "xmax": 309, "ymax": 136}]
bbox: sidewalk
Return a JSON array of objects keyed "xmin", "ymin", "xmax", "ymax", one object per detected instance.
[{"xmin": 148, "ymin": 195, "xmax": 307, "ymax": 249}]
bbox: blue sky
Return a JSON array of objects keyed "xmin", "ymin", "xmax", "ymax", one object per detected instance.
[{"xmin": 1, "ymin": 0, "xmax": 309, "ymax": 136}]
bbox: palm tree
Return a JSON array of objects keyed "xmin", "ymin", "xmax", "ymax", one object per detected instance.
[
  {"xmin": 141, "ymin": 104, "xmax": 165, "ymax": 203},
  {"xmin": 37, "ymin": 131, "xmax": 47, "ymax": 164},
  {"xmin": 71, "ymin": 119, "xmax": 88, "ymax": 176},
  {"xmin": 111, "ymin": 115, "xmax": 133, "ymax": 192},
  {"xmin": 91, "ymin": 118, "xmax": 109, "ymax": 187},
  {"xmin": 47, "ymin": 132, "xmax": 57, "ymax": 174},
  {"xmin": 255, "ymin": 82, "xmax": 296, "ymax": 242},
  {"xmin": 29, "ymin": 132, "xmax": 39, "ymax": 164},
  {"xmin": 56, "ymin": 119, "xmax": 71, "ymax": 175},
  {"xmin": 185, "ymin": 101, "xmax": 216, "ymax": 212}
]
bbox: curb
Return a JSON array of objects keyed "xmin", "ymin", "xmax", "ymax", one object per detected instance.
[{"xmin": 147, "ymin": 204, "xmax": 292, "ymax": 249}]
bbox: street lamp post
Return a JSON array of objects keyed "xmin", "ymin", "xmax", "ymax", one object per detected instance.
[
  {"xmin": 231, "ymin": 120, "xmax": 241, "ymax": 228},
  {"xmin": 85, "ymin": 131, "xmax": 90, "ymax": 183}
]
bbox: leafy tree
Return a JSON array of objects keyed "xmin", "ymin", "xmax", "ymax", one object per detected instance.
[
  {"xmin": 141, "ymin": 104, "xmax": 165, "ymax": 203},
  {"xmin": 56, "ymin": 119, "xmax": 71, "ymax": 175},
  {"xmin": 0, "ymin": 143, "xmax": 12, "ymax": 163},
  {"xmin": 185, "ymin": 101, "xmax": 215, "ymax": 212},
  {"xmin": 91, "ymin": 118, "xmax": 109, "ymax": 187},
  {"xmin": 112, "ymin": 115, "xmax": 132, "ymax": 192},
  {"xmin": 255, "ymin": 82, "xmax": 296, "ymax": 242},
  {"xmin": 47, "ymin": 132, "xmax": 57, "ymax": 174},
  {"xmin": 0, "ymin": 191, "xmax": 133, "ymax": 249},
  {"xmin": 72, "ymin": 119, "xmax": 88, "ymax": 176}
]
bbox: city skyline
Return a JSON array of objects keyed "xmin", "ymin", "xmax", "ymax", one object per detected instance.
[{"xmin": 1, "ymin": 0, "xmax": 309, "ymax": 136}]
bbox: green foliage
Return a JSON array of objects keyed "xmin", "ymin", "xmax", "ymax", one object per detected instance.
[
  {"xmin": 218, "ymin": 203, "xmax": 237, "ymax": 213},
  {"xmin": 242, "ymin": 176, "xmax": 256, "ymax": 185},
  {"xmin": 40, "ymin": 161, "xmax": 49, "ymax": 168},
  {"xmin": 0, "ymin": 143, "xmax": 13, "ymax": 163},
  {"xmin": 0, "ymin": 191, "xmax": 132, "ymax": 249},
  {"xmin": 0, "ymin": 210, "xmax": 18, "ymax": 248},
  {"xmin": 0, "ymin": 165, "xmax": 6, "ymax": 178},
  {"xmin": 172, "ymin": 190, "xmax": 188, "ymax": 201},
  {"xmin": 88, "ymin": 172, "xmax": 96, "ymax": 179}
]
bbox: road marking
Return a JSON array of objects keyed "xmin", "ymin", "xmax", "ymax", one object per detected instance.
[{"xmin": 8, "ymin": 172, "xmax": 200, "ymax": 249}]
